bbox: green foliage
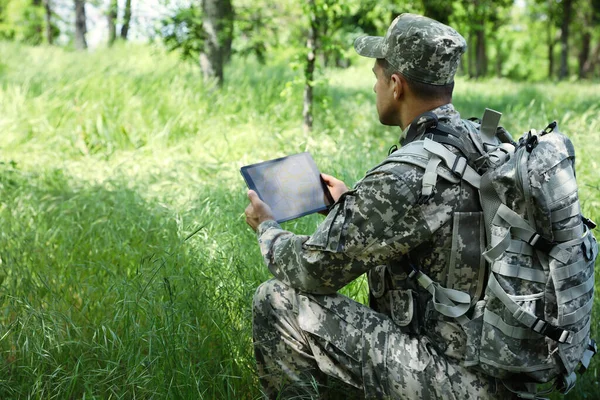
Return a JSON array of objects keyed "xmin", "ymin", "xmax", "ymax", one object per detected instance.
[
  {"xmin": 159, "ymin": 5, "xmax": 206, "ymax": 62},
  {"xmin": 0, "ymin": 0, "xmax": 43, "ymax": 43},
  {"xmin": 0, "ymin": 41, "xmax": 599, "ymax": 398}
]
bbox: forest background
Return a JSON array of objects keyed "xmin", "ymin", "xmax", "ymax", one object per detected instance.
[{"xmin": 0, "ymin": 0, "xmax": 599, "ymax": 398}]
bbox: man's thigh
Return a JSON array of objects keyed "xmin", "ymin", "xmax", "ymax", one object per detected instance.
[{"xmin": 295, "ymin": 287, "xmax": 500, "ymax": 399}]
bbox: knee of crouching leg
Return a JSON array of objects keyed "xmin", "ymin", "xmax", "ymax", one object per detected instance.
[{"xmin": 253, "ymin": 278, "xmax": 296, "ymax": 315}]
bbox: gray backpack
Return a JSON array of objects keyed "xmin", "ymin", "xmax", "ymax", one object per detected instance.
[{"xmin": 393, "ymin": 109, "xmax": 598, "ymax": 398}]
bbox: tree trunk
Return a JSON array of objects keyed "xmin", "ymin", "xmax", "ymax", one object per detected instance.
[
  {"xmin": 495, "ymin": 40, "xmax": 502, "ymax": 78},
  {"xmin": 303, "ymin": 0, "xmax": 317, "ymax": 134},
  {"xmin": 584, "ymin": 40, "xmax": 600, "ymax": 78},
  {"xmin": 74, "ymin": 0, "xmax": 87, "ymax": 50},
  {"xmin": 32, "ymin": 0, "xmax": 43, "ymax": 41},
  {"xmin": 43, "ymin": 0, "xmax": 53, "ymax": 44},
  {"xmin": 468, "ymin": 33, "xmax": 475, "ymax": 79},
  {"xmin": 559, "ymin": 0, "xmax": 573, "ymax": 80},
  {"xmin": 475, "ymin": 23, "xmax": 487, "ymax": 78},
  {"xmin": 547, "ymin": 6, "xmax": 554, "ymax": 79},
  {"xmin": 579, "ymin": 30, "xmax": 591, "ymax": 79},
  {"xmin": 108, "ymin": 0, "xmax": 118, "ymax": 46},
  {"xmin": 120, "ymin": 0, "xmax": 132, "ymax": 40},
  {"xmin": 199, "ymin": 0, "xmax": 234, "ymax": 86}
]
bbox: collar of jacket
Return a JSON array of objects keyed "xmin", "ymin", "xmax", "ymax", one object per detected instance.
[{"xmin": 399, "ymin": 103, "xmax": 457, "ymax": 147}]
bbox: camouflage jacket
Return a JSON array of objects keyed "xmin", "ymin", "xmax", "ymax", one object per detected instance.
[{"xmin": 256, "ymin": 103, "xmax": 485, "ymax": 362}]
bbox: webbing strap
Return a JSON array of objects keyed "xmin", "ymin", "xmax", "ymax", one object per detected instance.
[
  {"xmin": 561, "ymin": 294, "xmax": 594, "ymax": 326},
  {"xmin": 488, "ymin": 274, "xmax": 537, "ymax": 326},
  {"xmin": 463, "ymin": 119, "xmax": 488, "ymax": 157},
  {"xmin": 546, "ymin": 172, "xmax": 578, "ymax": 197},
  {"xmin": 492, "ymin": 204, "xmax": 574, "ymax": 263},
  {"xmin": 496, "ymin": 204, "xmax": 535, "ymax": 231},
  {"xmin": 483, "ymin": 309, "xmax": 543, "ymax": 339},
  {"xmin": 502, "ymin": 380, "xmax": 555, "ymax": 399},
  {"xmin": 422, "ymin": 139, "xmax": 481, "ymax": 189},
  {"xmin": 480, "ymin": 108, "xmax": 502, "ymax": 146},
  {"xmin": 556, "ymin": 277, "xmax": 595, "ymax": 305},
  {"xmin": 488, "ymin": 274, "xmax": 574, "ymax": 344},
  {"xmin": 549, "ymin": 232, "xmax": 587, "ymax": 264},
  {"xmin": 484, "ymin": 229, "xmax": 513, "ymax": 262},
  {"xmin": 560, "ymin": 372, "xmax": 577, "ymax": 395},
  {"xmin": 507, "ymin": 240, "xmax": 534, "ymax": 256},
  {"xmin": 552, "ymin": 258, "xmax": 588, "ymax": 282},
  {"xmin": 413, "ymin": 270, "xmax": 470, "ymax": 324},
  {"xmin": 422, "ymin": 156, "xmax": 442, "ymax": 197},
  {"xmin": 491, "ymin": 263, "xmax": 546, "ymax": 283},
  {"xmin": 553, "ymin": 224, "xmax": 584, "ymax": 242},
  {"xmin": 579, "ymin": 339, "xmax": 597, "ymax": 373},
  {"xmin": 568, "ymin": 318, "xmax": 591, "ymax": 346},
  {"xmin": 483, "ymin": 204, "xmax": 539, "ymax": 262},
  {"xmin": 551, "ymin": 202, "xmax": 581, "ymax": 223},
  {"xmin": 384, "ymin": 141, "xmax": 461, "ymax": 184}
]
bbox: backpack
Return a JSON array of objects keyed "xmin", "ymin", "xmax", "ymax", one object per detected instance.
[{"xmin": 391, "ymin": 109, "xmax": 598, "ymax": 398}]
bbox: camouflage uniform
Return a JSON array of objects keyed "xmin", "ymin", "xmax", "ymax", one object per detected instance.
[{"xmin": 252, "ymin": 14, "xmax": 514, "ymax": 400}]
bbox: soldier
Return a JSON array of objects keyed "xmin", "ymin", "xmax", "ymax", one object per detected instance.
[{"xmin": 245, "ymin": 13, "xmax": 513, "ymax": 399}]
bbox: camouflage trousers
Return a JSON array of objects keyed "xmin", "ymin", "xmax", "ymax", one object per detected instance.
[{"xmin": 253, "ymin": 279, "xmax": 514, "ymax": 400}]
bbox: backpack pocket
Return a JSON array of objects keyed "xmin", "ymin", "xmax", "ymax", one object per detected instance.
[
  {"xmin": 304, "ymin": 190, "xmax": 357, "ymax": 252},
  {"xmin": 477, "ymin": 293, "xmax": 559, "ymax": 381}
]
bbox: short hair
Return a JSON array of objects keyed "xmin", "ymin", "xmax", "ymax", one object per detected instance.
[{"xmin": 376, "ymin": 58, "xmax": 454, "ymax": 102}]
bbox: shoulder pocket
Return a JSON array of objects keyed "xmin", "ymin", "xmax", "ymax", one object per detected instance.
[{"xmin": 304, "ymin": 190, "xmax": 356, "ymax": 252}]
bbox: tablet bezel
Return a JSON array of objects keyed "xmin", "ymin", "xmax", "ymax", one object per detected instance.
[{"xmin": 240, "ymin": 152, "xmax": 333, "ymax": 223}]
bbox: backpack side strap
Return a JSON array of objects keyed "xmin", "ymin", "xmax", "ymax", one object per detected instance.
[
  {"xmin": 487, "ymin": 274, "xmax": 575, "ymax": 344},
  {"xmin": 407, "ymin": 265, "xmax": 471, "ymax": 326}
]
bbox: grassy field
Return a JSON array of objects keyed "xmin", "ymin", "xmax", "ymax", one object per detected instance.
[{"xmin": 0, "ymin": 41, "xmax": 599, "ymax": 399}]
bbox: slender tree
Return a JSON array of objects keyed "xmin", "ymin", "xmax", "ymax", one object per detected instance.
[
  {"xmin": 199, "ymin": 0, "xmax": 234, "ymax": 85},
  {"xmin": 74, "ymin": 0, "xmax": 87, "ymax": 50},
  {"xmin": 303, "ymin": 0, "xmax": 317, "ymax": 134},
  {"xmin": 43, "ymin": 0, "xmax": 52, "ymax": 44},
  {"xmin": 120, "ymin": 0, "xmax": 131, "ymax": 39},
  {"xmin": 559, "ymin": 0, "xmax": 574, "ymax": 80},
  {"xmin": 32, "ymin": 0, "xmax": 42, "ymax": 40},
  {"xmin": 107, "ymin": 0, "xmax": 118, "ymax": 46},
  {"xmin": 579, "ymin": 10, "xmax": 592, "ymax": 79},
  {"xmin": 581, "ymin": 0, "xmax": 600, "ymax": 77},
  {"xmin": 547, "ymin": 0, "xmax": 555, "ymax": 79}
]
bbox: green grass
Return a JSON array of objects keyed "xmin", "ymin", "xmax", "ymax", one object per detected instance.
[{"xmin": 0, "ymin": 41, "xmax": 599, "ymax": 398}]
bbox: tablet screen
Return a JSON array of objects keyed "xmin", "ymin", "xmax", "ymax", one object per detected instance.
[{"xmin": 241, "ymin": 152, "xmax": 333, "ymax": 222}]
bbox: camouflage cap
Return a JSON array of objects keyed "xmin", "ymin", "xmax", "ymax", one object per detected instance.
[{"xmin": 354, "ymin": 13, "xmax": 466, "ymax": 85}]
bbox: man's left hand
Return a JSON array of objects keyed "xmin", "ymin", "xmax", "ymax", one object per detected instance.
[{"xmin": 245, "ymin": 190, "xmax": 276, "ymax": 231}]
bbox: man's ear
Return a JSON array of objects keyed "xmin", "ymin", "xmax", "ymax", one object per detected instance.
[{"xmin": 390, "ymin": 73, "xmax": 404, "ymax": 100}]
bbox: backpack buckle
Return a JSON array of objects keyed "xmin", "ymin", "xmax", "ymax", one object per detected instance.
[
  {"xmin": 417, "ymin": 193, "xmax": 435, "ymax": 204},
  {"xmin": 408, "ymin": 261, "xmax": 420, "ymax": 279},
  {"xmin": 542, "ymin": 121, "xmax": 557, "ymax": 135},
  {"xmin": 525, "ymin": 134, "xmax": 539, "ymax": 153},
  {"xmin": 528, "ymin": 233, "xmax": 555, "ymax": 252},
  {"xmin": 450, "ymin": 156, "xmax": 468, "ymax": 178},
  {"xmin": 582, "ymin": 216, "xmax": 597, "ymax": 229},
  {"xmin": 532, "ymin": 318, "xmax": 573, "ymax": 344}
]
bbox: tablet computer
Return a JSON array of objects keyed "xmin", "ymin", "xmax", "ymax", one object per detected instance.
[{"xmin": 241, "ymin": 152, "xmax": 334, "ymax": 223}]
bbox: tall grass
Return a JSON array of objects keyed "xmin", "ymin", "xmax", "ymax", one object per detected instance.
[{"xmin": 0, "ymin": 41, "xmax": 599, "ymax": 398}]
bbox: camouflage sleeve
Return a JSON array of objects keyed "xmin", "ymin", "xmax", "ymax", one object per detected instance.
[{"xmin": 256, "ymin": 167, "xmax": 433, "ymax": 294}]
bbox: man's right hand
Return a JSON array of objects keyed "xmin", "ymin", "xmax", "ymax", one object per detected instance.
[{"xmin": 321, "ymin": 173, "xmax": 348, "ymax": 203}]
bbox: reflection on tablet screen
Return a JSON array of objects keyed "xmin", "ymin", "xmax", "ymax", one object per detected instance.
[{"xmin": 241, "ymin": 153, "xmax": 331, "ymax": 222}]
